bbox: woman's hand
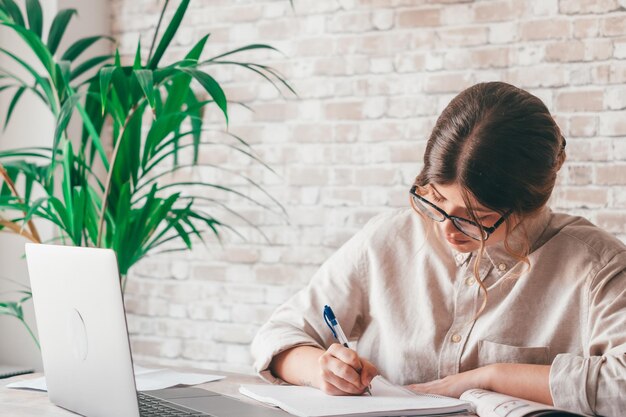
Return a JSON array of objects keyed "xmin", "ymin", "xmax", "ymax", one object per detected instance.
[
  {"xmin": 269, "ymin": 344, "xmax": 378, "ymax": 396},
  {"xmin": 318, "ymin": 343, "xmax": 378, "ymax": 396},
  {"xmin": 406, "ymin": 366, "xmax": 493, "ymax": 398},
  {"xmin": 406, "ymin": 364, "xmax": 552, "ymax": 405}
]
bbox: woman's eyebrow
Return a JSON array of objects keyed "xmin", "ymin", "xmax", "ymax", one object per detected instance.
[{"xmin": 430, "ymin": 185, "xmax": 446, "ymax": 200}]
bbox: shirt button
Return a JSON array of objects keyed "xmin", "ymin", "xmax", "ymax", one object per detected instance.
[
  {"xmin": 498, "ymin": 263, "xmax": 507, "ymax": 271},
  {"xmin": 451, "ymin": 334, "xmax": 462, "ymax": 343},
  {"xmin": 465, "ymin": 277, "xmax": 475, "ymax": 286},
  {"xmin": 455, "ymin": 254, "xmax": 464, "ymax": 262}
]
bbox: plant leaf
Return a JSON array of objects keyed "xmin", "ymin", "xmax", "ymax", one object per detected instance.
[
  {"xmin": 141, "ymin": 181, "xmax": 278, "ymax": 216},
  {"xmin": 22, "ymin": 196, "xmax": 48, "ymax": 225},
  {"xmin": 48, "ymin": 196, "xmax": 70, "ymax": 233},
  {"xmin": 158, "ymin": 34, "xmax": 208, "ymax": 123},
  {"xmin": 84, "ymin": 186, "xmax": 103, "ymax": 244},
  {"xmin": 70, "ymin": 54, "xmax": 112, "ymax": 81},
  {"xmin": 207, "ymin": 43, "xmax": 282, "ymax": 62},
  {"xmin": 73, "ymin": 89, "xmax": 110, "ymax": 171},
  {"xmin": 134, "ymin": 69, "xmax": 154, "ymax": 109},
  {"xmin": 61, "ymin": 140, "xmax": 74, "ymax": 234},
  {"xmin": 71, "ymin": 185, "xmax": 86, "ymax": 245},
  {"xmin": 3, "ymin": 85, "xmax": 24, "ymax": 131},
  {"xmin": 47, "ymin": 8, "xmax": 77, "ymax": 55},
  {"xmin": 110, "ymin": 61, "xmax": 130, "ymax": 111},
  {"xmin": 206, "ymin": 60, "xmax": 297, "ymax": 96},
  {"xmin": 179, "ymin": 67, "xmax": 228, "ymax": 124},
  {"xmin": 184, "ymin": 89, "xmax": 202, "ymax": 163},
  {"xmin": 80, "ymin": 80, "xmax": 105, "ymax": 163},
  {"xmin": 137, "ymin": 162, "xmax": 285, "ymax": 217},
  {"xmin": 62, "ymin": 35, "xmax": 113, "ymax": 62},
  {"xmin": 110, "ymin": 101, "xmax": 144, "ymax": 192},
  {"xmin": 142, "ymin": 112, "xmax": 186, "ymax": 168},
  {"xmin": 114, "ymin": 48, "xmax": 121, "ymax": 67},
  {"xmin": 133, "ymin": 38, "xmax": 142, "ymax": 69},
  {"xmin": 0, "ymin": 27, "xmax": 57, "ymax": 103},
  {"xmin": 186, "ymin": 34, "xmax": 209, "ymax": 61},
  {"xmin": 148, "ymin": 0, "xmax": 190, "ymax": 69},
  {"xmin": 0, "ymin": 85, "xmax": 14, "ymax": 94},
  {"xmin": 58, "ymin": 59, "xmax": 71, "ymax": 83},
  {"xmin": 161, "ymin": 73, "xmax": 190, "ymax": 116},
  {"xmin": 0, "ymin": 0, "xmax": 25, "ymax": 26},
  {"xmin": 25, "ymin": 0, "xmax": 42, "ymax": 38},
  {"xmin": 0, "ymin": 301, "xmax": 22, "ymax": 319},
  {"xmin": 53, "ymin": 93, "xmax": 82, "ymax": 154},
  {"xmin": 0, "ymin": 65, "xmax": 47, "ymax": 105},
  {"xmin": 99, "ymin": 66, "xmax": 115, "ymax": 115}
]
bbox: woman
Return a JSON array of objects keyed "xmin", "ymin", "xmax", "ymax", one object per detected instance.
[{"xmin": 250, "ymin": 82, "xmax": 625, "ymax": 416}]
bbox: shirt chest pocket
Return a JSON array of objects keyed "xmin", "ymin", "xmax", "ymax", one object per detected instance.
[{"xmin": 478, "ymin": 340, "xmax": 550, "ymax": 367}]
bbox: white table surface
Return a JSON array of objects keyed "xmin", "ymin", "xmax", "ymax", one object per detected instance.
[
  {"xmin": 0, "ymin": 368, "xmax": 478, "ymax": 416},
  {"xmin": 0, "ymin": 368, "xmax": 272, "ymax": 416}
]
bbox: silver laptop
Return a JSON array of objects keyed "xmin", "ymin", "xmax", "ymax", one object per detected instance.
[{"xmin": 25, "ymin": 243, "xmax": 285, "ymax": 417}]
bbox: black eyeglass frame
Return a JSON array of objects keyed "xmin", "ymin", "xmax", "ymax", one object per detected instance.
[{"xmin": 409, "ymin": 185, "xmax": 511, "ymax": 241}]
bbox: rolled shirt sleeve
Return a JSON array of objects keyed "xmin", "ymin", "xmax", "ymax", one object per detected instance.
[
  {"xmin": 250, "ymin": 216, "xmax": 377, "ymax": 384},
  {"xmin": 549, "ymin": 252, "xmax": 626, "ymax": 415}
]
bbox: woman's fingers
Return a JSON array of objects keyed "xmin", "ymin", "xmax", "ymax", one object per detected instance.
[
  {"xmin": 359, "ymin": 358, "xmax": 379, "ymax": 387},
  {"xmin": 319, "ymin": 348, "xmax": 363, "ymax": 393},
  {"xmin": 318, "ymin": 381, "xmax": 347, "ymax": 396},
  {"xmin": 327, "ymin": 343, "xmax": 363, "ymax": 371},
  {"xmin": 318, "ymin": 343, "xmax": 374, "ymax": 395},
  {"xmin": 320, "ymin": 366, "xmax": 364, "ymax": 395}
]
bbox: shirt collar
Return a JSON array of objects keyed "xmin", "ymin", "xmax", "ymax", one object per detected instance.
[
  {"xmin": 451, "ymin": 247, "xmax": 471, "ymax": 267},
  {"xmin": 449, "ymin": 207, "xmax": 552, "ymax": 273},
  {"xmin": 483, "ymin": 206, "xmax": 552, "ymax": 276}
]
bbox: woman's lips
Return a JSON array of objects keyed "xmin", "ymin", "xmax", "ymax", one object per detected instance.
[{"xmin": 446, "ymin": 236, "xmax": 470, "ymax": 245}]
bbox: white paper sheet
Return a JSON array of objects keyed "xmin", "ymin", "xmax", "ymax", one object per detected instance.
[
  {"xmin": 6, "ymin": 375, "xmax": 48, "ymax": 391},
  {"xmin": 6, "ymin": 365, "xmax": 224, "ymax": 391},
  {"xmin": 133, "ymin": 365, "xmax": 225, "ymax": 391},
  {"xmin": 239, "ymin": 375, "xmax": 472, "ymax": 417}
]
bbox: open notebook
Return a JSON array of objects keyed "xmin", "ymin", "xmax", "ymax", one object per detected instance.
[
  {"xmin": 240, "ymin": 377, "xmax": 587, "ymax": 417},
  {"xmin": 239, "ymin": 375, "xmax": 472, "ymax": 417},
  {"xmin": 460, "ymin": 389, "xmax": 585, "ymax": 417}
]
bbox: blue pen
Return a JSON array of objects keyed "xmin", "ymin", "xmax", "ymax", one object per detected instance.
[
  {"xmin": 323, "ymin": 305, "xmax": 372, "ymax": 395},
  {"xmin": 323, "ymin": 305, "xmax": 350, "ymax": 347}
]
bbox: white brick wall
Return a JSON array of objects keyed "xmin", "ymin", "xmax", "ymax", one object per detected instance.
[{"xmin": 111, "ymin": 0, "xmax": 626, "ymax": 373}]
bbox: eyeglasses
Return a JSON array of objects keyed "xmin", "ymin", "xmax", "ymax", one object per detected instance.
[{"xmin": 409, "ymin": 185, "xmax": 509, "ymax": 241}]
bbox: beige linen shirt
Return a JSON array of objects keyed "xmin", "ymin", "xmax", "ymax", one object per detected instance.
[{"xmin": 251, "ymin": 207, "xmax": 626, "ymax": 416}]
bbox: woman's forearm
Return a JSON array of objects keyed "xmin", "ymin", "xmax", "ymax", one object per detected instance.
[
  {"xmin": 486, "ymin": 363, "xmax": 553, "ymax": 405},
  {"xmin": 272, "ymin": 350, "xmax": 554, "ymax": 405},
  {"xmin": 269, "ymin": 345, "xmax": 326, "ymax": 388}
]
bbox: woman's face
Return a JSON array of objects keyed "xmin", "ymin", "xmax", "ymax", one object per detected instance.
[{"xmin": 427, "ymin": 183, "xmax": 512, "ymax": 253}]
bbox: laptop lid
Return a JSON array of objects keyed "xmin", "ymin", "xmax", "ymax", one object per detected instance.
[{"xmin": 25, "ymin": 243, "xmax": 141, "ymax": 417}]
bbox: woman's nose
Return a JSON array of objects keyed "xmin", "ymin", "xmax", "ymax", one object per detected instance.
[{"xmin": 440, "ymin": 217, "xmax": 460, "ymax": 235}]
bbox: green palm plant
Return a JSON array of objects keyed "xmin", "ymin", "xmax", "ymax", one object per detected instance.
[{"xmin": 0, "ymin": 0, "xmax": 293, "ymax": 347}]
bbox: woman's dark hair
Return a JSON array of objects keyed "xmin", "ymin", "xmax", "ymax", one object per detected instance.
[
  {"xmin": 412, "ymin": 82, "xmax": 566, "ymax": 317},
  {"xmin": 415, "ymin": 81, "xmax": 566, "ymax": 216}
]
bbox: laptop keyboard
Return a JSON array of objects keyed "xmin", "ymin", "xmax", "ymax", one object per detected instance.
[{"xmin": 138, "ymin": 392, "xmax": 212, "ymax": 416}]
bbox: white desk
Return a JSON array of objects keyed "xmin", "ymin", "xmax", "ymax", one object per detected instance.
[
  {"xmin": 0, "ymin": 369, "xmax": 284, "ymax": 416},
  {"xmin": 1, "ymin": 370, "xmax": 478, "ymax": 416}
]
